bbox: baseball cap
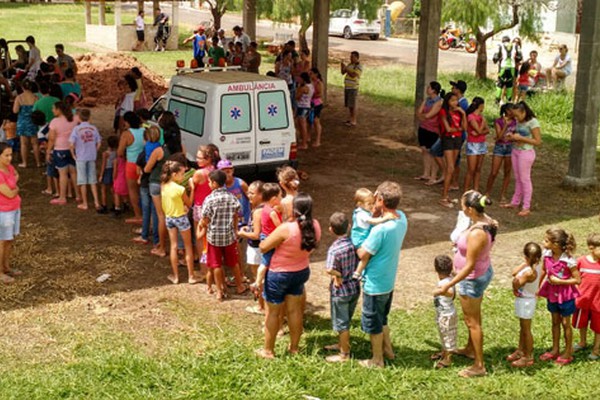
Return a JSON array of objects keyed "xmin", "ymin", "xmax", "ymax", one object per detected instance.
[
  {"xmin": 217, "ymin": 159, "xmax": 233, "ymax": 170},
  {"xmin": 196, "ymin": 25, "xmax": 205, "ymax": 33},
  {"xmin": 450, "ymin": 80, "xmax": 467, "ymax": 94}
]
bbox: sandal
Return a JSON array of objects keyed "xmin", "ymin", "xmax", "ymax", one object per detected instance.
[
  {"xmin": 511, "ymin": 357, "xmax": 534, "ymax": 368},
  {"xmin": 358, "ymin": 359, "xmax": 384, "ymax": 369},
  {"xmin": 555, "ymin": 356, "xmax": 573, "ymax": 365},
  {"xmin": 167, "ymin": 274, "xmax": 179, "ymax": 284},
  {"xmin": 588, "ymin": 352, "xmax": 599, "ymax": 361},
  {"xmin": 324, "ymin": 344, "xmax": 340, "ymax": 352},
  {"xmin": 6, "ymin": 268, "xmax": 23, "ymax": 276},
  {"xmin": 150, "ymin": 248, "xmax": 167, "ymax": 257},
  {"xmin": 255, "ymin": 348, "xmax": 275, "ymax": 359},
  {"xmin": 132, "ymin": 236, "xmax": 149, "ymax": 245},
  {"xmin": 439, "ymin": 198, "xmax": 454, "ymax": 208},
  {"xmin": 506, "ymin": 350, "xmax": 523, "ymax": 362},
  {"xmin": 50, "ymin": 198, "xmax": 67, "ymax": 206},
  {"xmin": 517, "ymin": 209, "xmax": 531, "ymax": 217},
  {"xmin": 435, "ymin": 359, "xmax": 451, "ymax": 369},
  {"xmin": 458, "ymin": 367, "xmax": 487, "ymax": 378},
  {"xmin": 414, "ymin": 176, "xmax": 429, "ymax": 181},
  {"xmin": 430, "ymin": 351, "xmax": 443, "ymax": 361},
  {"xmin": 500, "ymin": 203, "xmax": 519, "ymax": 209},
  {"xmin": 245, "ymin": 305, "xmax": 264, "ymax": 315},
  {"xmin": 574, "ymin": 343, "xmax": 587, "ymax": 352},
  {"xmin": 539, "ymin": 351, "xmax": 559, "ymax": 361}
]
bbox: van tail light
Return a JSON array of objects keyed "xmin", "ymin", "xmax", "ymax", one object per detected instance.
[
  {"xmin": 289, "ymin": 142, "xmax": 297, "ymax": 161},
  {"xmin": 353, "ymin": 20, "xmax": 365, "ymax": 25}
]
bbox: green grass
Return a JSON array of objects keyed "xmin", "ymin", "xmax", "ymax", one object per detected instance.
[{"xmin": 1, "ymin": 288, "xmax": 599, "ymax": 399}]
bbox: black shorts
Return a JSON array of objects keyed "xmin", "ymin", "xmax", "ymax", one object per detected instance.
[
  {"xmin": 136, "ymin": 30, "xmax": 145, "ymax": 41},
  {"xmin": 418, "ymin": 127, "xmax": 438, "ymax": 149},
  {"xmin": 442, "ymin": 135, "xmax": 463, "ymax": 151},
  {"xmin": 313, "ymin": 104, "xmax": 323, "ymax": 118}
]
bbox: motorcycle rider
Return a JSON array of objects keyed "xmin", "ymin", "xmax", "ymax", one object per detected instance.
[{"xmin": 493, "ymin": 35, "xmax": 522, "ymax": 105}]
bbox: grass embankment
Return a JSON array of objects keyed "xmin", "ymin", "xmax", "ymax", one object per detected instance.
[{"xmin": 1, "ymin": 288, "xmax": 599, "ymax": 399}]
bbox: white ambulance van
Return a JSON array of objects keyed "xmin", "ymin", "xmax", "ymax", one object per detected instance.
[{"xmin": 150, "ymin": 69, "xmax": 297, "ymax": 173}]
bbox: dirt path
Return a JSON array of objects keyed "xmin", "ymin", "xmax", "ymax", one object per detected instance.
[{"xmin": 4, "ymin": 82, "xmax": 600, "ymax": 320}]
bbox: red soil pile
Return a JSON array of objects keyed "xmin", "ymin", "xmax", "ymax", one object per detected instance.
[{"xmin": 75, "ymin": 53, "xmax": 168, "ymax": 106}]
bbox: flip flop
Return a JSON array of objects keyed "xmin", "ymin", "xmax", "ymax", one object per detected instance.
[
  {"xmin": 324, "ymin": 344, "xmax": 340, "ymax": 352},
  {"xmin": 358, "ymin": 359, "xmax": 384, "ymax": 369},
  {"xmin": 167, "ymin": 275, "xmax": 179, "ymax": 284},
  {"xmin": 500, "ymin": 203, "xmax": 519, "ymax": 209},
  {"xmin": 435, "ymin": 360, "xmax": 451, "ymax": 369},
  {"xmin": 439, "ymin": 199, "xmax": 454, "ymax": 208},
  {"xmin": 245, "ymin": 305, "xmax": 264, "ymax": 315},
  {"xmin": 506, "ymin": 350, "xmax": 523, "ymax": 362},
  {"xmin": 255, "ymin": 348, "xmax": 275, "ymax": 359},
  {"xmin": 588, "ymin": 353, "xmax": 599, "ymax": 361},
  {"xmin": 511, "ymin": 357, "xmax": 534, "ymax": 368},
  {"xmin": 414, "ymin": 176, "xmax": 429, "ymax": 181},
  {"xmin": 6, "ymin": 268, "xmax": 23, "ymax": 277},
  {"xmin": 326, "ymin": 353, "xmax": 350, "ymax": 363},
  {"xmin": 50, "ymin": 198, "xmax": 67, "ymax": 206},
  {"xmin": 430, "ymin": 351, "xmax": 443, "ymax": 361},
  {"xmin": 0, "ymin": 273, "xmax": 15, "ymax": 284},
  {"xmin": 517, "ymin": 209, "xmax": 531, "ymax": 217},
  {"xmin": 555, "ymin": 356, "xmax": 573, "ymax": 365},
  {"xmin": 574, "ymin": 343, "xmax": 587, "ymax": 352},
  {"xmin": 539, "ymin": 351, "xmax": 559, "ymax": 361}
]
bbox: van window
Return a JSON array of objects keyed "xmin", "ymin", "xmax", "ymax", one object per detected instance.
[
  {"xmin": 149, "ymin": 97, "xmax": 166, "ymax": 121},
  {"xmin": 221, "ymin": 93, "xmax": 251, "ymax": 134},
  {"xmin": 258, "ymin": 91, "xmax": 289, "ymax": 131},
  {"xmin": 168, "ymin": 99, "xmax": 205, "ymax": 137},
  {"xmin": 172, "ymin": 85, "xmax": 207, "ymax": 103}
]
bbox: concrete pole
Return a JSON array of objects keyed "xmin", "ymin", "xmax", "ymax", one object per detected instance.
[
  {"xmin": 563, "ymin": 0, "xmax": 600, "ymax": 188},
  {"xmin": 171, "ymin": 1, "xmax": 180, "ymax": 50},
  {"xmin": 414, "ymin": 0, "xmax": 442, "ymax": 126},
  {"xmin": 114, "ymin": 0, "xmax": 122, "ymax": 26},
  {"xmin": 84, "ymin": 0, "xmax": 92, "ymax": 25},
  {"xmin": 312, "ymin": 0, "xmax": 330, "ymax": 102},
  {"xmin": 99, "ymin": 0, "xmax": 106, "ymax": 26},
  {"xmin": 243, "ymin": 0, "xmax": 257, "ymax": 41}
]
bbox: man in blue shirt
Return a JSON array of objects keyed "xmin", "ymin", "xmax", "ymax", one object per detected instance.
[
  {"xmin": 357, "ymin": 181, "xmax": 408, "ymax": 368},
  {"xmin": 183, "ymin": 26, "xmax": 207, "ymax": 68}
]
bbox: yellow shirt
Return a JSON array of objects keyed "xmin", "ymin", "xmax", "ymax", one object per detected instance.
[
  {"xmin": 161, "ymin": 181, "xmax": 186, "ymax": 218},
  {"xmin": 344, "ymin": 63, "xmax": 362, "ymax": 90}
]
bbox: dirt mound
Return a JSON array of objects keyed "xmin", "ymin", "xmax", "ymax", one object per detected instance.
[{"xmin": 75, "ymin": 52, "xmax": 168, "ymax": 106}]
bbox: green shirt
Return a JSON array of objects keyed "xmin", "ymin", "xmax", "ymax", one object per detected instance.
[
  {"xmin": 208, "ymin": 46, "xmax": 226, "ymax": 67},
  {"xmin": 32, "ymin": 96, "xmax": 60, "ymax": 123},
  {"xmin": 515, "ymin": 118, "xmax": 540, "ymax": 151}
]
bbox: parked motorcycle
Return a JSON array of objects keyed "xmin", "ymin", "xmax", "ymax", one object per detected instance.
[{"xmin": 438, "ymin": 28, "xmax": 478, "ymax": 53}]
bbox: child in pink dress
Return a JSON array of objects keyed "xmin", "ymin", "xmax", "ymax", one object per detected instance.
[
  {"xmin": 538, "ymin": 227, "xmax": 581, "ymax": 365},
  {"xmin": 112, "ymin": 156, "xmax": 129, "ymax": 216}
]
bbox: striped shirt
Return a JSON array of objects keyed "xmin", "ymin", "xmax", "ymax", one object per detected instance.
[
  {"xmin": 344, "ymin": 63, "xmax": 362, "ymax": 90},
  {"xmin": 201, "ymin": 187, "xmax": 241, "ymax": 247},
  {"xmin": 326, "ymin": 237, "xmax": 360, "ymax": 297}
]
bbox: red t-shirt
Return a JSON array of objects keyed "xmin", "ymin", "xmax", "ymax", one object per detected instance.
[
  {"xmin": 467, "ymin": 113, "xmax": 487, "ymax": 143},
  {"xmin": 0, "ymin": 165, "xmax": 21, "ymax": 212},
  {"xmin": 576, "ymin": 255, "xmax": 600, "ymax": 312},
  {"xmin": 261, "ymin": 204, "xmax": 282, "ymax": 236},
  {"xmin": 438, "ymin": 108, "xmax": 463, "ymax": 138}
]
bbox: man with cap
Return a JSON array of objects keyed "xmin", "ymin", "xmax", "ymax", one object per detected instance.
[
  {"xmin": 183, "ymin": 26, "xmax": 207, "ymax": 68},
  {"xmin": 493, "ymin": 35, "xmax": 522, "ymax": 104},
  {"xmin": 153, "ymin": 8, "xmax": 170, "ymax": 52},
  {"xmin": 232, "ymin": 26, "xmax": 251, "ymax": 53}
]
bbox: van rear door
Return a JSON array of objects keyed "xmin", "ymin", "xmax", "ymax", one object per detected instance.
[
  {"xmin": 218, "ymin": 84, "xmax": 255, "ymax": 167},
  {"xmin": 254, "ymin": 83, "xmax": 294, "ymax": 168}
]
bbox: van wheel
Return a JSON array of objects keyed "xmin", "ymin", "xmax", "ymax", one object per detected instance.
[
  {"xmin": 343, "ymin": 27, "xmax": 353, "ymax": 40},
  {"xmin": 370, "ymin": 34, "xmax": 379, "ymax": 41}
]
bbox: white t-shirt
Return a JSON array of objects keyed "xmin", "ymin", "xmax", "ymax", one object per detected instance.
[
  {"xmin": 118, "ymin": 92, "xmax": 135, "ymax": 116},
  {"xmin": 135, "ymin": 15, "xmax": 145, "ymax": 31},
  {"xmin": 516, "ymin": 265, "xmax": 541, "ymax": 299},
  {"xmin": 434, "ymin": 277, "xmax": 456, "ymax": 316}
]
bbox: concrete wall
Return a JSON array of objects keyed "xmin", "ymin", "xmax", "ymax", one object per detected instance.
[{"xmin": 85, "ymin": 24, "xmax": 179, "ymax": 51}]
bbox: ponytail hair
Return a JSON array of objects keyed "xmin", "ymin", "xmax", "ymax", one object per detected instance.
[
  {"xmin": 499, "ymin": 102, "xmax": 514, "ymax": 117},
  {"xmin": 160, "ymin": 160, "xmax": 184, "ymax": 184},
  {"xmin": 54, "ymin": 100, "xmax": 73, "ymax": 122},
  {"xmin": 429, "ymin": 81, "xmax": 441, "ymax": 95},
  {"xmin": 466, "ymin": 96, "xmax": 485, "ymax": 115},
  {"xmin": 277, "ymin": 165, "xmax": 300, "ymax": 192},
  {"xmin": 462, "ymin": 190, "xmax": 496, "ymax": 241},
  {"xmin": 205, "ymin": 143, "xmax": 221, "ymax": 167},
  {"xmin": 293, "ymin": 193, "xmax": 317, "ymax": 251},
  {"xmin": 545, "ymin": 227, "xmax": 576, "ymax": 256}
]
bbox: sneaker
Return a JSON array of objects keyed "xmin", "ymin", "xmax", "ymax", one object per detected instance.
[{"xmin": 97, "ymin": 205, "xmax": 108, "ymax": 214}]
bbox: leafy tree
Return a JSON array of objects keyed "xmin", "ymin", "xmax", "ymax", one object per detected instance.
[
  {"xmin": 442, "ymin": 0, "xmax": 549, "ymax": 79},
  {"xmin": 204, "ymin": 0, "xmax": 238, "ymax": 31}
]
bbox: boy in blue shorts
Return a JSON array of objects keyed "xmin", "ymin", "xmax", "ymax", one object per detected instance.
[{"xmin": 324, "ymin": 212, "xmax": 360, "ymax": 363}]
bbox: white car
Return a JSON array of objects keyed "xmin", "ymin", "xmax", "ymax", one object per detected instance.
[{"xmin": 329, "ymin": 9, "xmax": 381, "ymax": 40}]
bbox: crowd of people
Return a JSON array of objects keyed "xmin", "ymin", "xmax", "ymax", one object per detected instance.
[
  {"xmin": 416, "ymin": 78, "xmax": 542, "ymax": 217},
  {"xmin": 1, "ymin": 26, "xmax": 598, "ymax": 378}
]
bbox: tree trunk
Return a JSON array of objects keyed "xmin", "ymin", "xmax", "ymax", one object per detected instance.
[
  {"xmin": 211, "ymin": 9, "xmax": 223, "ymax": 31},
  {"xmin": 299, "ymin": 29, "xmax": 308, "ymax": 53},
  {"xmin": 137, "ymin": 0, "xmax": 144, "ymax": 14},
  {"xmin": 153, "ymin": 0, "xmax": 160, "ymax": 18},
  {"xmin": 475, "ymin": 35, "xmax": 488, "ymax": 79}
]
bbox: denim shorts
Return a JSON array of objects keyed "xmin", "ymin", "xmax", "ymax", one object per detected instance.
[
  {"xmin": 296, "ymin": 107, "xmax": 310, "ymax": 118},
  {"xmin": 259, "ymin": 232, "xmax": 273, "ymax": 266},
  {"xmin": 518, "ymin": 84, "xmax": 529, "ymax": 92},
  {"xmin": 76, "ymin": 160, "xmax": 97, "ymax": 185},
  {"xmin": 6, "ymin": 138, "xmax": 20, "ymax": 153},
  {"xmin": 458, "ymin": 266, "xmax": 493, "ymax": 298},
  {"xmin": 53, "ymin": 149, "xmax": 75, "ymax": 169},
  {"xmin": 361, "ymin": 291, "xmax": 393, "ymax": 335},
  {"xmin": 466, "ymin": 142, "xmax": 488, "ymax": 156},
  {"xmin": 101, "ymin": 168, "xmax": 114, "ymax": 185},
  {"xmin": 46, "ymin": 158, "xmax": 58, "ymax": 178},
  {"xmin": 149, "ymin": 182, "xmax": 161, "ymax": 197},
  {"xmin": 331, "ymin": 293, "xmax": 360, "ymax": 332},
  {"xmin": 263, "ymin": 267, "xmax": 310, "ymax": 305},
  {"xmin": 547, "ymin": 298, "xmax": 576, "ymax": 317},
  {"xmin": 493, "ymin": 142, "xmax": 512, "ymax": 157},
  {"xmin": 166, "ymin": 215, "xmax": 191, "ymax": 231},
  {"xmin": 0, "ymin": 209, "xmax": 21, "ymax": 241}
]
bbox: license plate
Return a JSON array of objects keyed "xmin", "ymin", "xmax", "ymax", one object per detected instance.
[
  {"xmin": 226, "ymin": 151, "xmax": 251, "ymax": 161},
  {"xmin": 261, "ymin": 147, "xmax": 285, "ymax": 160}
]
